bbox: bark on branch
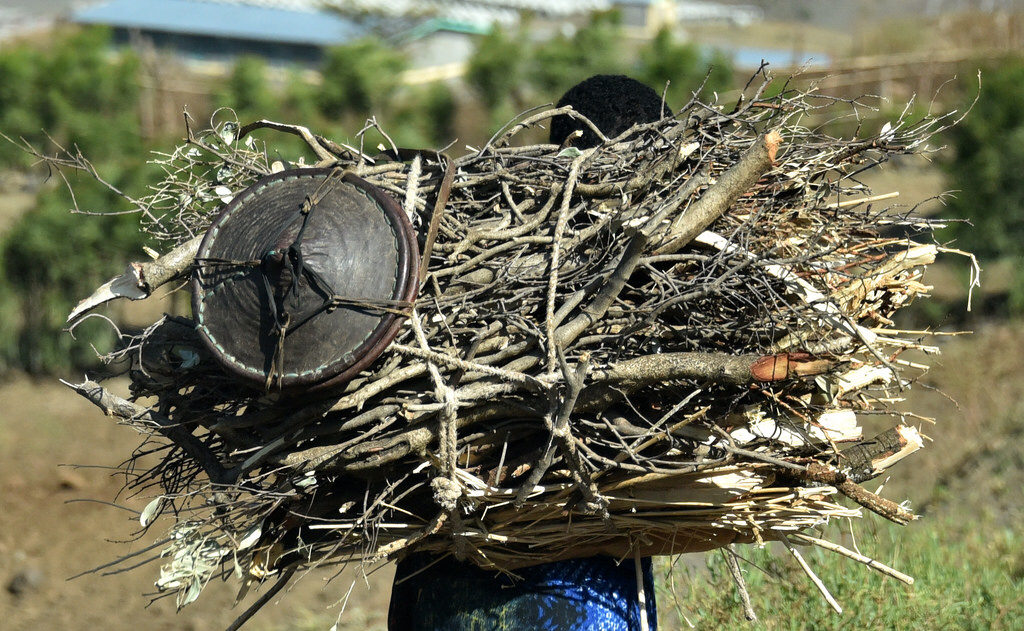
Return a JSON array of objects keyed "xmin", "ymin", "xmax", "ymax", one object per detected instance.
[
  {"xmin": 655, "ymin": 130, "xmax": 782, "ymax": 255},
  {"xmin": 67, "ymin": 235, "xmax": 202, "ymax": 322},
  {"xmin": 840, "ymin": 424, "xmax": 923, "ymax": 483},
  {"xmin": 63, "ymin": 379, "xmax": 232, "ymax": 484},
  {"xmin": 592, "ymin": 351, "xmax": 831, "ymax": 388},
  {"xmin": 332, "ymin": 351, "xmax": 830, "ymax": 472},
  {"xmin": 801, "ymin": 462, "xmax": 917, "ymax": 525}
]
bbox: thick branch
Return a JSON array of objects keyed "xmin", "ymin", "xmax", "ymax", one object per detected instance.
[
  {"xmin": 801, "ymin": 462, "xmax": 917, "ymax": 525},
  {"xmin": 336, "ymin": 351, "xmax": 831, "ymax": 471},
  {"xmin": 237, "ymin": 119, "xmax": 336, "ymax": 162},
  {"xmin": 514, "ymin": 350, "xmax": 597, "ymax": 509},
  {"xmin": 840, "ymin": 425, "xmax": 923, "ymax": 483},
  {"xmin": 555, "ymin": 230, "xmax": 649, "ymax": 347},
  {"xmin": 591, "ymin": 351, "xmax": 830, "ymax": 389},
  {"xmin": 67, "ymin": 235, "xmax": 201, "ymax": 322},
  {"xmin": 655, "ymin": 130, "xmax": 781, "ymax": 255}
]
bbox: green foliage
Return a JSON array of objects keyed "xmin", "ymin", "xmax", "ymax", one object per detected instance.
[
  {"xmin": 466, "ymin": 26, "xmax": 528, "ymax": 111},
  {"xmin": 283, "ymin": 69, "xmax": 320, "ymax": 124},
  {"xmin": 0, "ymin": 26, "xmax": 141, "ymax": 166},
  {"xmin": 0, "ymin": 27, "xmax": 147, "ymax": 374},
  {"xmin": 389, "ymin": 82, "xmax": 457, "ymax": 148},
  {"xmin": 0, "ymin": 46, "xmax": 43, "ymax": 160},
  {"xmin": 318, "ymin": 38, "xmax": 408, "ymax": 118},
  {"xmin": 941, "ymin": 57, "xmax": 1024, "ymax": 311},
  {"xmin": 661, "ymin": 517, "xmax": 1024, "ymax": 629},
  {"xmin": 218, "ymin": 56, "xmax": 276, "ymax": 121},
  {"xmin": 529, "ymin": 11, "xmax": 628, "ymax": 97},
  {"xmin": 636, "ymin": 28, "xmax": 734, "ymax": 105},
  {"xmin": 0, "ymin": 169, "xmax": 146, "ymax": 373},
  {"xmin": 943, "ymin": 59, "xmax": 1024, "ymax": 259},
  {"xmin": 420, "ymin": 81, "xmax": 456, "ymax": 145}
]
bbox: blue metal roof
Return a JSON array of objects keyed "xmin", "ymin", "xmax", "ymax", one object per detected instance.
[{"xmin": 72, "ymin": 0, "xmax": 367, "ymax": 47}]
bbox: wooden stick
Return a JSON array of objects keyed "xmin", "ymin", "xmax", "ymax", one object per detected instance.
[
  {"xmin": 224, "ymin": 569, "xmax": 296, "ymax": 631},
  {"xmin": 781, "ymin": 535, "xmax": 843, "ymax": 614},
  {"xmin": 841, "ymin": 425, "xmax": 923, "ymax": 483},
  {"xmin": 63, "ymin": 379, "xmax": 232, "ymax": 485},
  {"xmin": 546, "ymin": 157, "xmax": 583, "ymax": 372},
  {"xmin": 419, "ymin": 155, "xmax": 455, "ymax": 285},
  {"xmin": 655, "ymin": 130, "xmax": 781, "ymax": 255},
  {"xmin": 724, "ymin": 545, "xmax": 757, "ymax": 621},
  {"xmin": 800, "ymin": 462, "xmax": 917, "ymax": 525},
  {"xmin": 635, "ymin": 553, "xmax": 650, "ymax": 631},
  {"xmin": 238, "ymin": 119, "xmax": 336, "ymax": 161},
  {"xmin": 832, "ymin": 191, "xmax": 899, "ymax": 208},
  {"xmin": 67, "ymin": 235, "xmax": 201, "ymax": 322},
  {"xmin": 790, "ymin": 532, "xmax": 914, "ymax": 585}
]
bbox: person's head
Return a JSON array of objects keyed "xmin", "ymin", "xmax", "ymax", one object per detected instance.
[{"xmin": 549, "ymin": 74, "xmax": 670, "ymax": 149}]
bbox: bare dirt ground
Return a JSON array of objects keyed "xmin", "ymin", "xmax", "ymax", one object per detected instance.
[{"xmin": 0, "ymin": 376, "xmax": 392, "ymax": 631}]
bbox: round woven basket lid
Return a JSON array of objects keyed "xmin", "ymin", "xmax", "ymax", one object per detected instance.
[{"xmin": 191, "ymin": 167, "xmax": 419, "ymax": 393}]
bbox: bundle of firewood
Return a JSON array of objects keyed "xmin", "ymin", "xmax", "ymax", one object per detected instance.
[{"xmin": 64, "ymin": 73, "xmax": 969, "ymax": 621}]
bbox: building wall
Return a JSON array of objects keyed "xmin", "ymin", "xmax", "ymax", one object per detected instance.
[
  {"xmin": 113, "ymin": 27, "xmax": 325, "ymax": 65},
  {"xmin": 402, "ymin": 31, "xmax": 478, "ymax": 70}
]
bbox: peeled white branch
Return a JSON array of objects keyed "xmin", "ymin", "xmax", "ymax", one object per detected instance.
[
  {"xmin": 67, "ymin": 235, "xmax": 201, "ymax": 322},
  {"xmin": 790, "ymin": 532, "xmax": 914, "ymax": 585},
  {"xmin": 782, "ymin": 535, "xmax": 843, "ymax": 614}
]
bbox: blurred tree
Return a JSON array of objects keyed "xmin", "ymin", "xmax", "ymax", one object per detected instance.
[
  {"xmin": 421, "ymin": 81, "xmax": 456, "ymax": 145},
  {"xmin": 942, "ymin": 58, "xmax": 1024, "ymax": 310},
  {"xmin": 466, "ymin": 25, "xmax": 527, "ymax": 112},
  {"xmin": 318, "ymin": 38, "xmax": 408, "ymax": 118},
  {"xmin": 393, "ymin": 81, "xmax": 457, "ymax": 147},
  {"xmin": 0, "ymin": 27, "xmax": 148, "ymax": 373},
  {"xmin": 218, "ymin": 55, "xmax": 275, "ymax": 120},
  {"xmin": 37, "ymin": 27, "xmax": 142, "ymax": 161},
  {"xmin": 0, "ymin": 169, "xmax": 147, "ymax": 373},
  {"xmin": 366, "ymin": 81, "xmax": 457, "ymax": 151},
  {"xmin": 529, "ymin": 10, "xmax": 627, "ymax": 97},
  {"xmin": 0, "ymin": 27, "xmax": 141, "ymax": 166},
  {"xmin": 0, "ymin": 46, "xmax": 43, "ymax": 165},
  {"xmin": 283, "ymin": 68, "xmax": 320, "ymax": 124},
  {"xmin": 636, "ymin": 28, "xmax": 734, "ymax": 105}
]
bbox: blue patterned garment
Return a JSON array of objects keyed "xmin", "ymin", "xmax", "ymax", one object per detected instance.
[{"xmin": 388, "ymin": 554, "xmax": 657, "ymax": 630}]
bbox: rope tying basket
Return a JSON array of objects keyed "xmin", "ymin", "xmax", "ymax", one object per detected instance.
[{"xmin": 66, "ymin": 73, "xmax": 973, "ymax": 618}]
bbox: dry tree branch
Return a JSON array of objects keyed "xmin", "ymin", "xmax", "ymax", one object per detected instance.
[
  {"xmin": 63, "ymin": 379, "xmax": 232, "ymax": 485},
  {"xmin": 782, "ymin": 535, "xmax": 843, "ymax": 614},
  {"xmin": 655, "ymin": 130, "xmax": 782, "ymax": 254},
  {"xmin": 67, "ymin": 236, "xmax": 202, "ymax": 322},
  {"xmin": 57, "ymin": 76, "xmax": 962, "ymax": 619},
  {"xmin": 723, "ymin": 545, "xmax": 757, "ymax": 621},
  {"xmin": 237, "ymin": 120, "xmax": 338, "ymax": 162}
]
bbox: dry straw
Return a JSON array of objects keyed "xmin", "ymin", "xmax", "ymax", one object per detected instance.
[{"xmin": 59, "ymin": 70, "xmax": 972, "ymax": 623}]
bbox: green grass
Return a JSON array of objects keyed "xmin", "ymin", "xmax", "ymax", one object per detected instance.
[
  {"xmin": 658, "ymin": 516, "xmax": 1024, "ymax": 630},
  {"xmin": 655, "ymin": 323, "xmax": 1024, "ymax": 630}
]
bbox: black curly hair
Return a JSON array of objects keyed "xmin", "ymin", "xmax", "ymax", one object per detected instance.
[{"xmin": 549, "ymin": 74, "xmax": 670, "ymax": 149}]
